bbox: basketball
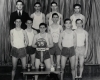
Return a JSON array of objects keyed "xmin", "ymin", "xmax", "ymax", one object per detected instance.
[{"xmin": 36, "ymin": 38, "xmax": 47, "ymax": 48}]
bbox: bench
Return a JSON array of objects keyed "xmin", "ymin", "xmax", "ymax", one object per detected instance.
[{"xmin": 22, "ymin": 68, "xmax": 63, "ymax": 80}]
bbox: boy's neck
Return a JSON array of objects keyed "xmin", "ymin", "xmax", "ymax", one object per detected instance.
[
  {"xmin": 15, "ymin": 27, "xmax": 21, "ymax": 30},
  {"xmin": 35, "ymin": 10, "xmax": 41, "ymax": 13},
  {"xmin": 74, "ymin": 12, "xmax": 80, "ymax": 15}
]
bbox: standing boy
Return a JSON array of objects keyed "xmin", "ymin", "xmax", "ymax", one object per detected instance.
[
  {"xmin": 58, "ymin": 19, "xmax": 76, "ymax": 80},
  {"xmin": 10, "ymin": 18, "xmax": 28, "ymax": 80},
  {"xmin": 48, "ymin": 13, "xmax": 63, "ymax": 68},
  {"xmin": 75, "ymin": 19, "xmax": 88, "ymax": 79},
  {"xmin": 70, "ymin": 4, "xmax": 85, "ymax": 30},
  {"xmin": 30, "ymin": 2, "xmax": 45, "ymax": 33}
]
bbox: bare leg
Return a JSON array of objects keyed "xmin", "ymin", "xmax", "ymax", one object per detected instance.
[
  {"xmin": 69, "ymin": 56, "xmax": 75, "ymax": 80},
  {"xmin": 75, "ymin": 55, "xmax": 78, "ymax": 78},
  {"xmin": 50, "ymin": 55, "xmax": 54, "ymax": 66},
  {"xmin": 61, "ymin": 56, "xmax": 67, "ymax": 80},
  {"xmin": 12, "ymin": 57, "xmax": 18, "ymax": 80},
  {"xmin": 21, "ymin": 57, "xmax": 27, "ymax": 69},
  {"xmin": 79, "ymin": 56, "xmax": 84, "ymax": 78},
  {"xmin": 35, "ymin": 59, "xmax": 40, "ymax": 80},
  {"xmin": 31, "ymin": 54, "xmax": 35, "ymax": 69},
  {"xmin": 26, "ymin": 54, "xmax": 29, "ymax": 64},
  {"xmin": 44, "ymin": 58, "xmax": 51, "ymax": 70},
  {"xmin": 57, "ymin": 55, "xmax": 60, "ymax": 68}
]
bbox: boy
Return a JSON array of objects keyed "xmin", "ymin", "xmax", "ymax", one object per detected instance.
[
  {"xmin": 75, "ymin": 19, "xmax": 88, "ymax": 79},
  {"xmin": 46, "ymin": 2, "xmax": 63, "ymax": 26},
  {"xmin": 58, "ymin": 19, "xmax": 76, "ymax": 80},
  {"xmin": 48, "ymin": 13, "xmax": 63, "ymax": 68},
  {"xmin": 30, "ymin": 2, "xmax": 45, "ymax": 33},
  {"xmin": 25, "ymin": 18, "xmax": 37, "ymax": 69},
  {"xmin": 10, "ymin": 18, "xmax": 28, "ymax": 80},
  {"xmin": 70, "ymin": 4, "xmax": 85, "ymax": 30},
  {"xmin": 32, "ymin": 23, "xmax": 53, "ymax": 80}
]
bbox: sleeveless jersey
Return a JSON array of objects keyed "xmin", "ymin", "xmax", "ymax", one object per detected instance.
[
  {"xmin": 62, "ymin": 31, "xmax": 74, "ymax": 47},
  {"xmin": 25, "ymin": 29, "xmax": 34, "ymax": 46},
  {"xmin": 31, "ymin": 13, "xmax": 43, "ymax": 29},
  {"xmin": 70, "ymin": 14, "xmax": 85, "ymax": 29},
  {"xmin": 36, "ymin": 33, "xmax": 49, "ymax": 48},
  {"xmin": 49, "ymin": 25, "xmax": 61, "ymax": 43},
  {"xmin": 11, "ymin": 29, "xmax": 25, "ymax": 48},
  {"xmin": 49, "ymin": 12, "xmax": 62, "ymax": 26},
  {"xmin": 75, "ymin": 30, "xmax": 86, "ymax": 46}
]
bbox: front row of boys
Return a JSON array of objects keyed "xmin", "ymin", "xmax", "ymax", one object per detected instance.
[{"xmin": 10, "ymin": 15, "xmax": 88, "ymax": 80}]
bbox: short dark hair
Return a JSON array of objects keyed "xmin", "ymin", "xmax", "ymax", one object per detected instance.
[
  {"xmin": 64, "ymin": 18, "xmax": 71, "ymax": 24},
  {"xmin": 73, "ymin": 4, "xmax": 81, "ymax": 8},
  {"xmin": 52, "ymin": 13, "xmax": 59, "ymax": 18},
  {"xmin": 14, "ymin": 18, "xmax": 22, "ymax": 22},
  {"xmin": 34, "ymin": 2, "xmax": 41, "ymax": 7},
  {"xmin": 16, "ymin": 0, "xmax": 24, "ymax": 5},
  {"xmin": 39, "ymin": 23, "xmax": 47, "ymax": 28},
  {"xmin": 76, "ymin": 19, "xmax": 83, "ymax": 23},
  {"xmin": 51, "ymin": 2, "xmax": 57, "ymax": 6},
  {"xmin": 26, "ymin": 18, "xmax": 33, "ymax": 22}
]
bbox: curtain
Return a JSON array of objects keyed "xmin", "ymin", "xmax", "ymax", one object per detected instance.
[{"xmin": 0, "ymin": 0, "xmax": 100, "ymax": 64}]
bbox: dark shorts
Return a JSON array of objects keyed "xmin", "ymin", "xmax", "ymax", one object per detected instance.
[
  {"xmin": 26, "ymin": 46, "xmax": 36, "ymax": 55},
  {"xmin": 11, "ymin": 47, "xmax": 27, "ymax": 58},
  {"xmin": 32, "ymin": 28, "xmax": 40, "ymax": 33},
  {"xmin": 50, "ymin": 43, "xmax": 61, "ymax": 55},
  {"xmin": 35, "ymin": 50, "xmax": 50, "ymax": 60},
  {"xmin": 61, "ymin": 47, "xmax": 75, "ymax": 58}
]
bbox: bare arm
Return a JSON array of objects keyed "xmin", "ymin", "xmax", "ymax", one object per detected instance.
[
  {"xmin": 23, "ymin": 31, "xmax": 29, "ymax": 47},
  {"xmin": 32, "ymin": 35, "xmax": 37, "ymax": 48},
  {"xmin": 46, "ymin": 14, "xmax": 49, "ymax": 26},
  {"xmin": 82, "ymin": 16, "xmax": 85, "ymax": 29},
  {"xmin": 85, "ymin": 31, "xmax": 88, "ymax": 58},
  {"xmin": 48, "ymin": 27, "xmax": 51, "ymax": 34},
  {"xmin": 47, "ymin": 34, "xmax": 53, "ymax": 48},
  {"xmin": 10, "ymin": 30, "xmax": 13, "ymax": 47},
  {"xmin": 42, "ymin": 13, "xmax": 45, "ymax": 23},
  {"xmin": 60, "ymin": 15, "xmax": 63, "ymax": 26},
  {"xmin": 73, "ymin": 31, "xmax": 77, "ymax": 48},
  {"xmin": 60, "ymin": 25, "xmax": 63, "ymax": 33},
  {"xmin": 58, "ymin": 32, "xmax": 63, "ymax": 50}
]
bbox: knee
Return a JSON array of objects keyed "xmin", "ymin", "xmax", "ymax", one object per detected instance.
[
  {"xmin": 12, "ymin": 67, "xmax": 16, "ymax": 71},
  {"xmin": 80, "ymin": 64, "xmax": 84, "ymax": 68},
  {"xmin": 71, "ymin": 66, "xmax": 75, "ymax": 71}
]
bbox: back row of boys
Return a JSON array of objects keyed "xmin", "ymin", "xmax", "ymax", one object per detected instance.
[{"xmin": 10, "ymin": 0, "xmax": 88, "ymax": 80}]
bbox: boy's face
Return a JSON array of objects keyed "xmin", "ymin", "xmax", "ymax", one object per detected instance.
[
  {"xmin": 51, "ymin": 3, "xmax": 58, "ymax": 11},
  {"xmin": 64, "ymin": 20, "xmax": 72, "ymax": 29},
  {"xmin": 14, "ymin": 19, "xmax": 22, "ymax": 27},
  {"xmin": 52, "ymin": 15, "xmax": 59, "ymax": 23},
  {"xmin": 16, "ymin": 2, "xmax": 23, "ymax": 10},
  {"xmin": 34, "ymin": 4, "xmax": 41, "ymax": 11},
  {"xmin": 26, "ymin": 20, "xmax": 32, "ymax": 28},
  {"xmin": 76, "ymin": 20, "xmax": 83, "ymax": 28},
  {"xmin": 39, "ymin": 25, "xmax": 46, "ymax": 33},
  {"xmin": 74, "ymin": 6, "xmax": 81, "ymax": 13}
]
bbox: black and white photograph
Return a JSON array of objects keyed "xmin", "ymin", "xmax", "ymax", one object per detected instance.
[{"xmin": 0, "ymin": 0, "xmax": 100, "ymax": 80}]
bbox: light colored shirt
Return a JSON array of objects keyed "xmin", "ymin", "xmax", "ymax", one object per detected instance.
[
  {"xmin": 70, "ymin": 14, "xmax": 85, "ymax": 29},
  {"xmin": 11, "ymin": 29, "xmax": 25, "ymax": 48},
  {"xmin": 62, "ymin": 31, "xmax": 74, "ymax": 47},
  {"xmin": 25, "ymin": 29, "xmax": 34, "ymax": 46}
]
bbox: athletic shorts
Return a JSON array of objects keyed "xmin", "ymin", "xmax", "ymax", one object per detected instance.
[
  {"xmin": 35, "ymin": 50, "xmax": 50, "ymax": 60},
  {"xmin": 75, "ymin": 46, "xmax": 86, "ymax": 56},
  {"xmin": 61, "ymin": 46, "xmax": 75, "ymax": 58},
  {"xmin": 32, "ymin": 28, "xmax": 40, "ymax": 33},
  {"xmin": 11, "ymin": 47, "xmax": 27, "ymax": 58},
  {"xmin": 50, "ymin": 43, "xmax": 61, "ymax": 55},
  {"xmin": 26, "ymin": 46, "xmax": 36, "ymax": 55}
]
